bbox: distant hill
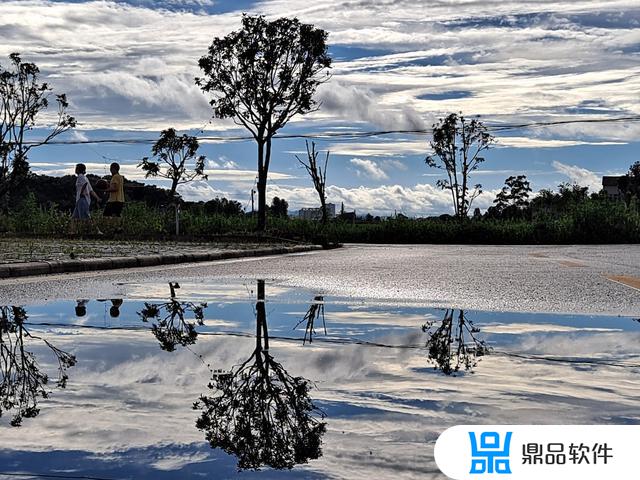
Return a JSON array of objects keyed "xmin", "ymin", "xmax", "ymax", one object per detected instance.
[
  {"xmin": 20, "ymin": 173, "xmax": 244, "ymax": 216},
  {"xmin": 21, "ymin": 173, "xmax": 175, "ymax": 212}
]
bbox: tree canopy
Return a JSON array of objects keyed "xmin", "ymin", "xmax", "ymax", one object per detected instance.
[
  {"xmin": 197, "ymin": 14, "xmax": 331, "ymax": 230},
  {"xmin": 487, "ymin": 175, "xmax": 532, "ymax": 219},
  {"xmin": 0, "ymin": 53, "xmax": 75, "ymax": 210},
  {"xmin": 139, "ymin": 128, "xmax": 207, "ymax": 197},
  {"xmin": 426, "ymin": 113, "xmax": 494, "ymax": 221}
]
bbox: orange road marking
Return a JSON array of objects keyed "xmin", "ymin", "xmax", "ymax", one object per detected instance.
[
  {"xmin": 558, "ymin": 260, "xmax": 586, "ymax": 268},
  {"xmin": 606, "ymin": 275, "xmax": 640, "ymax": 291}
]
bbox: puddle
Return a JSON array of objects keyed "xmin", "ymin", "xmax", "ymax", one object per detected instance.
[{"xmin": 1, "ymin": 280, "xmax": 640, "ymax": 479}]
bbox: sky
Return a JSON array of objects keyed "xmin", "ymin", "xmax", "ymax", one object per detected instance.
[{"xmin": 0, "ymin": 0, "xmax": 639, "ymax": 216}]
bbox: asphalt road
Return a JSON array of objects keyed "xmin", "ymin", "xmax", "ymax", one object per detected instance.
[{"xmin": 2, "ymin": 244, "xmax": 640, "ymax": 315}]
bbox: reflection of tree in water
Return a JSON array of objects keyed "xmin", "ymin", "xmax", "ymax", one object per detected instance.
[
  {"xmin": 195, "ymin": 280, "xmax": 326, "ymax": 471},
  {"xmin": 422, "ymin": 309, "xmax": 489, "ymax": 375},
  {"xmin": 0, "ymin": 306, "xmax": 76, "ymax": 426},
  {"xmin": 138, "ymin": 282, "xmax": 207, "ymax": 352},
  {"xmin": 294, "ymin": 296, "xmax": 326, "ymax": 344}
]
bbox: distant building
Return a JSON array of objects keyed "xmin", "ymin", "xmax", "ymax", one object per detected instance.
[
  {"xmin": 298, "ymin": 203, "xmax": 336, "ymax": 221},
  {"xmin": 326, "ymin": 203, "xmax": 336, "ymax": 218},
  {"xmin": 338, "ymin": 210, "xmax": 356, "ymax": 223},
  {"xmin": 336, "ymin": 201, "xmax": 356, "ymax": 223},
  {"xmin": 602, "ymin": 176, "xmax": 623, "ymax": 200}
]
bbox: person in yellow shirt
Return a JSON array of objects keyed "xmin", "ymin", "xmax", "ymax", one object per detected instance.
[{"xmin": 103, "ymin": 162, "xmax": 125, "ymax": 225}]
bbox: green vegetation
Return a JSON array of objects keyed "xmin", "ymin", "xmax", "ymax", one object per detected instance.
[{"xmin": 2, "ymin": 189, "xmax": 640, "ymax": 244}]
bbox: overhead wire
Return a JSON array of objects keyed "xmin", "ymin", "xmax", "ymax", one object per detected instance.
[{"xmin": 20, "ymin": 115, "xmax": 640, "ymax": 146}]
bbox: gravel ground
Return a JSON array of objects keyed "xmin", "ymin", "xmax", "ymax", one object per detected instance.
[
  {"xmin": 1, "ymin": 244, "xmax": 639, "ymax": 315},
  {"xmin": 0, "ymin": 237, "xmax": 268, "ymax": 263}
]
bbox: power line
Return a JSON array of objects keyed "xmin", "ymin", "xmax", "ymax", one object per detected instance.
[
  {"xmin": 23, "ymin": 320, "xmax": 640, "ymax": 369},
  {"xmin": 21, "ymin": 115, "xmax": 640, "ymax": 146}
]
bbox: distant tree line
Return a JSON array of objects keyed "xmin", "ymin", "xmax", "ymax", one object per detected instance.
[{"xmin": 18, "ymin": 173, "xmax": 243, "ymax": 216}]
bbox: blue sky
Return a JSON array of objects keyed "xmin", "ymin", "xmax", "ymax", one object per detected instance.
[{"xmin": 1, "ymin": 0, "xmax": 639, "ymax": 215}]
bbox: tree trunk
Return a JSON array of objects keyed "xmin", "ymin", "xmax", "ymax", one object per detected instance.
[
  {"xmin": 256, "ymin": 140, "xmax": 266, "ymax": 231},
  {"xmin": 257, "ymin": 174, "xmax": 267, "ymax": 231},
  {"xmin": 320, "ymin": 197, "xmax": 327, "ymax": 225},
  {"xmin": 256, "ymin": 279, "xmax": 267, "ymax": 372},
  {"xmin": 256, "ymin": 138, "xmax": 272, "ymax": 232},
  {"xmin": 169, "ymin": 177, "xmax": 179, "ymax": 198}
]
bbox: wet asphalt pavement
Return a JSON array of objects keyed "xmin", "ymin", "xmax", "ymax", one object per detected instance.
[{"xmin": 1, "ymin": 244, "xmax": 639, "ymax": 315}]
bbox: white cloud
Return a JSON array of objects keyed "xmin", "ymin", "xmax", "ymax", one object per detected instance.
[
  {"xmin": 329, "ymin": 140, "xmax": 426, "ymax": 157},
  {"xmin": 265, "ymin": 182, "xmax": 500, "ymax": 216},
  {"xmin": 33, "ymin": 162, "xmax": 144, "ymax": 179},
  {"xmin": 349, "ymin": 158, "xmax": 388, "ymax": 180},
  {"xmin": 207, "ymin": 156, "xmax": 239, "ymax": 169},
  {"xmin": 1, "ymin": 0, "xmax": 639, "ymax": 203},
  {"xmin": 176, "ymin": 179, "xmax": 226, "ymax": 201},
  {"xmin": 552, "ymin": 160, "xmax": 602, "ymax": 191},
  {"xmin": 70, "ymin": 130, "xmax": 89, "ymax": 142},
  {"xmin": 496, "ymin": 137, "xmax": 628, "ymax": 149},
  {"xmin": 382, "ymin": 159, "xmax": 408, "ymax": 172},
  {"xmin": 1, "ymin": 0, "xmax": 638, "ymax": 141},
  {"xmin": 316, "ymin": 81, "xmax": 427, "ymax": 131}
]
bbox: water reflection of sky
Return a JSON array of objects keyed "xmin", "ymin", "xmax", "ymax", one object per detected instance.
[{"xmin": 1, "ymin": 279, "xmax": 640, "ymax": 479}]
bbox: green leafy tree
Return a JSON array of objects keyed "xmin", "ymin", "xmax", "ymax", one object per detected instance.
[
  {"xmin": 197, "ymin": 15, "xmax": 332, "ymax": 231},
  {"xmin": 618, "ymin": 161, "xmax": 640, "ymax": 207},
  {"xmin": 269, "ymin": 196, "xmax": 289, "ymax": 218},
  {"xmin": 202, "ymin": 197, "xmax": 243, "ymax": 216},
  {"xmin": 139, "ymin": 128, "xmax": 207, "ymax": 197},
  {"xmin": 530, "ymin": 182, "xmax": 589, "ymax": 218},
  {"xmin": 489, "ymin": 175, "xmax": 532, "ymax": 219},
  {"xmin": 425, "ymin": 113, "xmax": 494, "ymax": 221},
  {"xmin": 0, "ymin": 53, "xmax": 76, "ymax": 211}
]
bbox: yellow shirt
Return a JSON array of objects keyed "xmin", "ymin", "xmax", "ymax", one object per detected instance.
[{"xmin": 108, "ymin": 173, "xmax": 125, "ymax": 203}]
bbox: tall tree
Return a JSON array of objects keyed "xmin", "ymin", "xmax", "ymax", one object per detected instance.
[
  {"xmin": 296, "ymin": 141, "xmax": 330, "ymax": 224},
  {"xmin": 139, "ymin": 128, "xmax": 207, "ymax": 197},
  {"xmin": 0, "ymin": 53, "xmax": 75, "ymax": 211},
  {"xmin": 197, "ymin": 15, "xmax": 332, "ymax": 230},
  {"xmin": 425, "ymin": 113, "xmax": 494, "ymax": 221}
]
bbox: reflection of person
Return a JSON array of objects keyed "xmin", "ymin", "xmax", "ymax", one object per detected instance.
[
  {"xmin": 75, "ymin": 299, "xmax": 88, "ymax": 317},
  {"xmin": 71, "ymin": 163, "xmax": 102, "ymax": 235},
  {"xmin": 109, "ymin": 299, "xmax": 123, "ymax": 318},
  {"xmin": 103, "ymin": 162, "xmax": 125, "ymax": 224}
]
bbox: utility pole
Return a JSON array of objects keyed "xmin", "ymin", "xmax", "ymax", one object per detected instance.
[{"xmin": 251, "ymin": 188, "xmax": 255, "ymax": 214}]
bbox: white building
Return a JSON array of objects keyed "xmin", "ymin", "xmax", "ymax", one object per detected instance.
[{"xmin": 298, "ymin": 203, "xmax": 336, "ymax": 220}]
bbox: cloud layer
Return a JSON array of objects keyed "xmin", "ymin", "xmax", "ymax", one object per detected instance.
[{"xmin": 2, "ymin": 0, "xmax": 638, "ymax": 213}]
